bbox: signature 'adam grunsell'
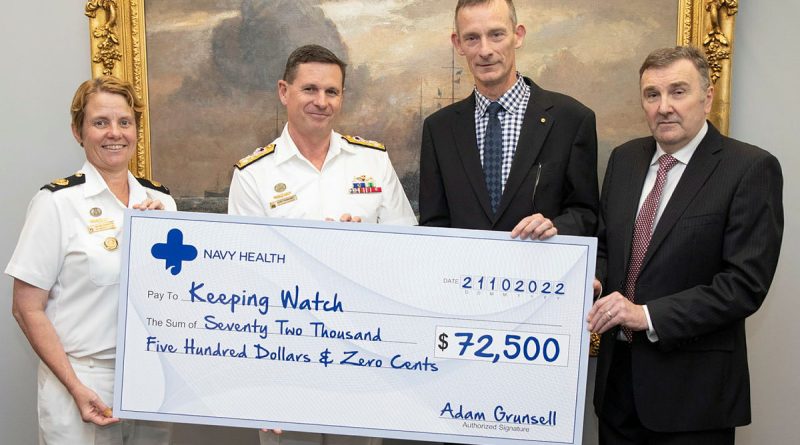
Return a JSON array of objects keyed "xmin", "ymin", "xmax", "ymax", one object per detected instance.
[{"xmin": 440, "ymin": 402, "xmax": 556, "ymax": 426}]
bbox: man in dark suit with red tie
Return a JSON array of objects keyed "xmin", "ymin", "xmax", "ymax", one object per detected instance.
[
  {"xmin": 419, "ymin": 0, "xmax": 599, "ymax": 239},
  {"xmin": 587, "ymin": 46, "xmax": 784, "ymax": 444}
]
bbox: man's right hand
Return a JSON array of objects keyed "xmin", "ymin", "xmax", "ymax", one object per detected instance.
[
  {"xmin": 510, "ymin": 213, "xmax": 557, "ymax": 240},
  {"xmin": 325, "ymin": 213, "xmax": 362, "ymax": 223}
]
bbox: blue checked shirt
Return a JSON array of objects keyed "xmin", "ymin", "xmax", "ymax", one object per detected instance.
[{"xmin": 475, "ymin": 75, "xmax": 531, "ymax": 193}]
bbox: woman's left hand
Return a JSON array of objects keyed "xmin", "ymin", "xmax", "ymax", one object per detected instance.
[{"xmin": 132, "ymin": 198, "xmax": 165, "ymax": 211}]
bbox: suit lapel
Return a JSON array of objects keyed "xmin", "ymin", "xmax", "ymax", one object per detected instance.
[
  {"xmin": 496, "ymin": 79, "xmax": 553, "ymax": 219},
  {"xmin": 451, "ymin": 95, "xmax": 494, "ymax": 219},
  {"xmin": 641, "ymin": 125, "xmax": 723, "ymax": 271}
]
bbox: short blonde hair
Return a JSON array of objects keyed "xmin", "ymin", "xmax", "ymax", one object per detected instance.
[
  {"xmin": 70, "ymin": 75, "xmax": 143, "ymax": 137},
  {"xmin": 455, "ymin": 0, "xmax": 518, "ymax": 31}
]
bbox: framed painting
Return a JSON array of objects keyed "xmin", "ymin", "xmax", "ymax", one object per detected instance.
[{"xmin": 84, "ymin": 0, "xmax": 738, "ymax": 213}]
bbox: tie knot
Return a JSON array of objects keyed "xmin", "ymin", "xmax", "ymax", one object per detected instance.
[
  {"xmin": 658, "ymin": 154, "xmax": 678, "ymax": 172},
  {"xmin": 487, "ymin": 101, "xmax": 503, "ymax": 116}
]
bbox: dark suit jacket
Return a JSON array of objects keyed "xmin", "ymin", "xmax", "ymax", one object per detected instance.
[
  {"xmin": 594, "ymin": 123, "xmax": 784, "ymax": 431},
  {"xmin": 419, "ymin": 77, "xmax": 599, "ymax": 235}
]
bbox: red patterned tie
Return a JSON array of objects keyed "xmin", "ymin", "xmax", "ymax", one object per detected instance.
[{"xmin": 622, "ymin": 154, "xmax": 678, "ymax": 342}]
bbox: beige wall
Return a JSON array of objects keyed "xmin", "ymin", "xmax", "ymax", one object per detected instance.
[
  {"xmin": 1, "ymin": 1, "xmax": 797, "ymax": 444},
  {"xmin": 729, "ymin": 3, "xmax": 800, "ymax": 442},
  {"xmin": 0, "ymin": 2, "xmax": 88, "ymax": 443}
]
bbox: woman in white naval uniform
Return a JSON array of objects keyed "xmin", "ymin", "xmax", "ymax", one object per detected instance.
[{"xmin": 5, "ymin": 76, "xmax": 174, "ymax": 445}]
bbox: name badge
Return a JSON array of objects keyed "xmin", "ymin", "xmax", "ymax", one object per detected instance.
[
  {"xmin": 88, "ymin": 218, "xmax": 116, "ymax": 234},
  {"xmin": 270, "ymin": 192, "xmax": 298, "ymax": 209}
]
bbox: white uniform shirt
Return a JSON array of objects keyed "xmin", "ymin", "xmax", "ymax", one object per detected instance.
[
  {"xmin": 5, "ymin": 161, "xmax": 176, "ymax": 359},
  {"xmin": 228, "ymin": 126, "xmax": 417, "ymax": 226}
]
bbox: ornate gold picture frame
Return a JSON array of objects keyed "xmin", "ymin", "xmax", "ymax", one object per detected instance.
[
  {"xmin": 84, "ymin": 0, "xmax": 737, "ymax": 357},
  {"xmin": 85, "ymin": 0, "xmax": 737, "ymax": 182}
]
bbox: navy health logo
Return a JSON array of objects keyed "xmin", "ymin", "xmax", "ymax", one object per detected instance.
[{"xmin": 151, "ymin": 228, "xmax": 198, "ymax": 275}]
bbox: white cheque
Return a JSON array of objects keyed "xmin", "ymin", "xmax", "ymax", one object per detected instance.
[{"xmin": 115, "ymin": 211, "xmax": 596, "ymax": 445}]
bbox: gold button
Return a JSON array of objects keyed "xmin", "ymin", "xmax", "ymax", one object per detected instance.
[{"xmin": 103, "ymin": 237, "xmax": 119, "ymax": 251}]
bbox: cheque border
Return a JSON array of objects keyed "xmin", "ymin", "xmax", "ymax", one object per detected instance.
[{"xmin": 115, "ymin": 211, "xmax": 597, "ymax": 445}]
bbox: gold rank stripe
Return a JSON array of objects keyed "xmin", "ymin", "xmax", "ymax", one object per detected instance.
[
  {"xmin": 41, "ymin": 172, "xmax": 85, "ymax": 192},
  {"xmin": 341, "ymin": 135, "xmax": 386, "ymax": 151},
  {"xmin": 235, "ymin": 144, "xmax": 276, "ymax": 170}
]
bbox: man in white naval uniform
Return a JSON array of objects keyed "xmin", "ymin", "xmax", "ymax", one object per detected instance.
[
  {"xmin": 228, "ymin": 45, "xmax": 416, "ymax": 445},
  {"xmin": 229, "ymin": 45, "xmax": 416, "ymax": 227}
]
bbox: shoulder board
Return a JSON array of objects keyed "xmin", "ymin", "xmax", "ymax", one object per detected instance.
[
  {"xmin": 136, "ymin": 177, "xmax": 171, "ymax": 195},
  {"xmin": 341, "ymin": 135, "xmax": 386, "ymax": 151},
  {"xmin": 40, "ymin": 172, "xmax": 86, "ymax": 192},
  {"xmin": 235, "ymin": 144, "xmax": 276, "ymax": 170}
]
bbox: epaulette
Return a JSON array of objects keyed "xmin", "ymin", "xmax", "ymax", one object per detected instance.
[
  {"xmin": 41, "ymin": 172, "xmax": 85, "ymax": 192},
  {"xmin": 341, "ymin": 135, "xmax": 386, "ymax": 151},
  {"xmin": 235, "ymin": 144, "xmax": 276, "ymax": 170},
  {"xmin": 136, "ymin": 177, "xmax": 171, "ymax": 195}
]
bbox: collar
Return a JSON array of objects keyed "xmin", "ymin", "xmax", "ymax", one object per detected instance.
[
  {"xmin": 274, "ymin": 124, "xmax": 348, "ymax": 165},
  {"xmin": 652, "ymin": 121, "xmax": 708, "ymax": 166},
  {"xmin": 79, "ymin": 161, "xmax": 147, "ymax": 207},
  {"xmin": 474, "ymin": 74, "xmax": 529, "ymax": 117}
]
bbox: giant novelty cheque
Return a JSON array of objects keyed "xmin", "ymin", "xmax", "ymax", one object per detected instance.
[{"xmin": 115, "ymin": 211, "xmax": 596, "ymax": 445}]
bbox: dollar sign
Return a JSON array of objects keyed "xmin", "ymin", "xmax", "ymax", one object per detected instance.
[
  {"xmin": 319, "ymin": 348, "xmax": 333, "ymax": 367},
  {"xmin": 438, "ymin": 333, "xmax": 449, "ymax": 351}
]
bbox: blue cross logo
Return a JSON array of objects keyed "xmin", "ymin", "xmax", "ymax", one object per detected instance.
[{"xmin": 151, "ymin": 228, "xmax": 198, "ymax": 275}]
